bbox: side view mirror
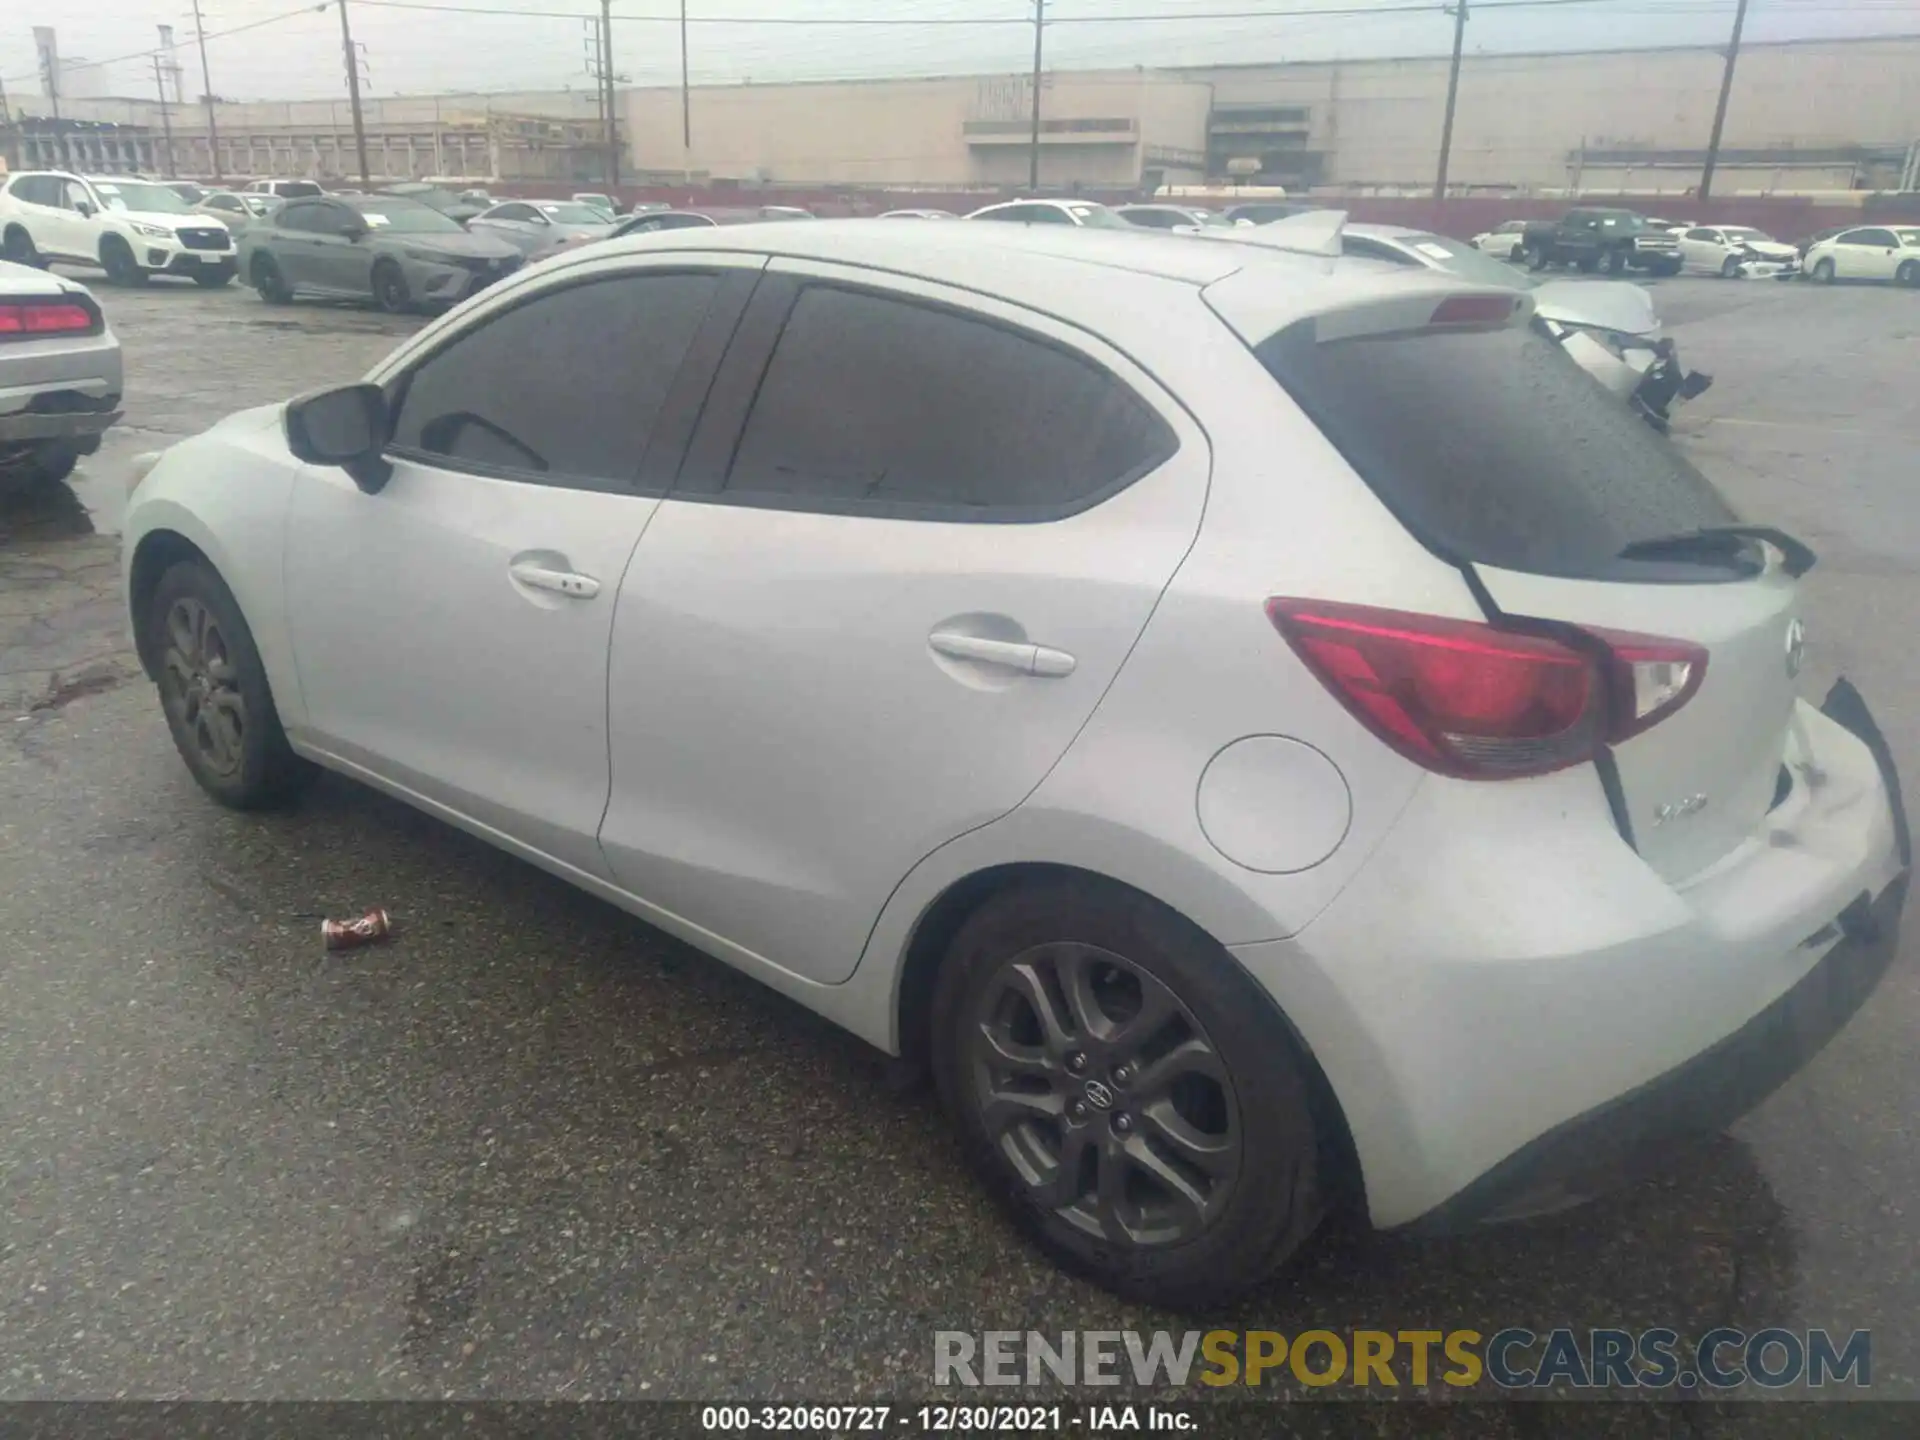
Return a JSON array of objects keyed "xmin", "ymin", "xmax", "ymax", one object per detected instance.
[
  {"xmin": 75, "ymin": 200, "xmax": 97, "ymax": 218},
  {"xmin": 286, "ymin": 382, "xmax": 392, "ymax": 493},
  {"xmin": 340, "ymin": 222, "xmax": 369, "ymax": 242}
]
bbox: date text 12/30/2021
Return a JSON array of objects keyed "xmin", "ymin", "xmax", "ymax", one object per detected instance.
[{"xmin": 700, "ymin": 1406, "xmax": 1196, "ymax": 1432}]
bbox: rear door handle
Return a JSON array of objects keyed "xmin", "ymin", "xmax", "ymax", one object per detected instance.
[
  {"xmin": 928, "ymin": 630, "xmax": 1076, "ymax": 678},
  {"xmin": 509, "ymin": 561, "xmax": 600, "ymax": 599}
]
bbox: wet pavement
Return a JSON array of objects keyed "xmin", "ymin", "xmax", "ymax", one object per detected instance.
[{"xmin": 1, "ymin": 268, "xmax": 1916, "ymax": 1427}]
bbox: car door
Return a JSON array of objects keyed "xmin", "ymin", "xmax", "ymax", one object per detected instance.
[
  {"xmin": 1680, "ymin": 227, "xmax": 1723, "ymax": 272},
  {"xmin": 1846, "ymin": 228, "xmax": 1901, "ymax": 280},
  {"xmin": 599, "ymin": 263, "xmax": 1210, "ymax": 984},
  {"xmin": 284, "ymin": 258, "xmax": 760, "ymax": 877},
  {"xmin": 53, "ymin": 178, "xmax": 104, "ymax": 262},
  {"xmin": 295, "ymin": 201, "xmax": 368, "ymax": 294},
  {"xmin": 269, "ymin": 202, "xmax": 333, "ymax": 290}
]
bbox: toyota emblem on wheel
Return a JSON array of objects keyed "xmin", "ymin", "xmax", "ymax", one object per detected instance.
[{"xmin": 1081, "ymin": 1079, "xmax": 1116, "ymax": 1111}]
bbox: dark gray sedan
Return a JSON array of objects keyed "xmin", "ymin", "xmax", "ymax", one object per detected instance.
[
  {"xmin": 236, "ymin": 195, "xmax": 522, "ymax": 312},
  {"xmin": 466, "ymin": 199, "xmax": 615, "ymax": 261}
]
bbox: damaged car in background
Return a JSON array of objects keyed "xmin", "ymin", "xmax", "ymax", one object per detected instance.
[
  {"xmin": 1259, "ymin": 216, "xmax": 1711, "ymax": 431},
  {"xmin": 0, "ymin": 260, "xmax": 120, "ymax": 499},
  {"xmin": 1675, "ymin": 225, "xmax": 1801, "ymax": 279}
]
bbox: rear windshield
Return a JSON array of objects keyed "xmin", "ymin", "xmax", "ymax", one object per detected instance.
[
  {"xmin": 277, "ymin": 181, "xmax": 324, "ymax": 198},
  {"xmin": 1257, "ymin": 320, "xmax": 1738, "ymax": 580}
]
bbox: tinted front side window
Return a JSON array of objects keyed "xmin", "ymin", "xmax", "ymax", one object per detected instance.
[
  {"xmin": 1258, "ymin": 322, "xmax": 1737, "ymax": 580},
  {"xmin": 390, "ymin": 272, "xmax": 717, "ymax": 487},
  {"xmin": 723, "ymin": 286, "xmax": 1174, "ymax": 516}
]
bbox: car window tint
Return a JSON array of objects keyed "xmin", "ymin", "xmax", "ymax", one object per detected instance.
[
  {"xmin": 1258, "ymin": 321, "xmax": 1737, "ymax": 581},
  {"xmin": 1686, "ymin": 228, "xmax": 1718, "ymax": 241},
  {"xmin": 1855, "ymin": 229, "xmax": 1896, "ymax": 247},
  {"xmin": 389, "ymin": 272, "xmax": 717, "ymax": 488},
  {"xmin": 722, "ymin": 285, "xmax": 1174, "ymax": 516}
]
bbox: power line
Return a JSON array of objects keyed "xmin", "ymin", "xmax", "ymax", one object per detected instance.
[{"xmin": 1, "ymin": 4, "xmax": 331, "ymax": 87}]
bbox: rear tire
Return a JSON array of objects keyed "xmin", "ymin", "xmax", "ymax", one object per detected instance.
[
  {"xmin": 931, "ymin": 877, "xmax": 1329, "ymax": 1310},
  {"xmin": 1898, "ymin": 260, "xmax": 1919, "ymax": 288},
  {"xmin": 1812, "ymin": 257, "xmax": 1836, "ymax": 284},
  {"xmin": 2, "ymin": 225, "xmax": 43, "ymax": 268},
  {"xmin": 252, "ymin": 253, "xmax": 293, "ymax": 304},
  {"xmin": 145, "ymin": 560, "xmax": 317, "ymax": 811},
  {"xmin": 100, "ymin": 236, "xmax": 149, "ymax": 287},
  {"xmin": 1507, "ymin": 243, "xmax": 1524, "ymax": 262},
  {"xmin": 1605, "ymin": 247, "xmax": 1628, "ymax": 275}
]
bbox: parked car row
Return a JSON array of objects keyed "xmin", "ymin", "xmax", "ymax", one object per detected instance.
[{"xmin": 1469, "ymin": 209, "xmax": 1920, "ymax": 286}]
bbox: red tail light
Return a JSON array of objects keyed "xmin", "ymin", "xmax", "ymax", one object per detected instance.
[
  {"xmin": 0, "ymin": 301, "xmax": 97, "ymax": 336},
  {"xmin": 1267, "ymin": 599, "xmax": 1706, "ymax": 780}
]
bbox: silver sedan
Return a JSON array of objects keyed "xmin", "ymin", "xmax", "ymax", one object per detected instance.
[{"xmin": 466, "ymin": 200, "xmax": 615, "ymax": 261}]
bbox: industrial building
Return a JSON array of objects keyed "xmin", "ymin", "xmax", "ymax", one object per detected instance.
[{"xmin": 6, "ymin": 33, "xmax": 1918, "ymax": 195}]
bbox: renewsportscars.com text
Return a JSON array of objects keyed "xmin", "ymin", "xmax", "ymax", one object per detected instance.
[{"xmin": 934, "ymin": 1328, "xmax": 1871, "ymax": 1390}]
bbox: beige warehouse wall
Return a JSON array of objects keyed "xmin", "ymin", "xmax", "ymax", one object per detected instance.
[
  {"xmin": 1188, "ymin": 37, "xmax": 1920, "ymax": 187},
  {"xmin": 624, "ymin": 71, "xmax": 1211, "ymax": 186}
]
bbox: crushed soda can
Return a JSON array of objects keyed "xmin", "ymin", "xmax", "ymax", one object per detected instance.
[{"xmin": 322, "ymin": 907, "xmax": 393, "ymax": 951}]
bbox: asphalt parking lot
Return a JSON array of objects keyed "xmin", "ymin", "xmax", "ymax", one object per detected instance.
[{"xmin": 2, "ymin": 265, "xmax": 1917, "ymax": 1429}]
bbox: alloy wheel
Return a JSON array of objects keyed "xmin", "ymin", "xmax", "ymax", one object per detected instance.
[
  {"xmin": 967, "ymin": 942, "xmax": 1240, "ymax": 1249},
  {"xmin": 160, "ymin": 596, "xmax": 247, "ymax": 779}
]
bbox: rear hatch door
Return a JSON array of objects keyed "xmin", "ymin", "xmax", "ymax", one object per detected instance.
[{"xmin": 1247, "ymin": 296, "xmax": 1802, "ymax": 885}]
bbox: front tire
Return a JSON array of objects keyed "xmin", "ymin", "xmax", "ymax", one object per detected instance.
[
  {"xmin": 146, "ymin": 560, "xmax": 317, "ymax": 810},
  {"xmin": 1605, "ymin": 248, "xmax": 1628, "ymax": 275},
  {"xmin": 100, "ymin": 236, "xmax": 149, "ymax": 287},
  {"xmin": 931, "ymin": 878, "xmax": 1328, "ymax": 1309},
  {"xmin": 1524, "ymin": 244, "xmax": 1547, "ymax": 272},
  {"xmin": 1721, "ymin": 255, "xmax": 1742, "ymax": 279},
  {"xmin": 373, "ymin": 259, "xmax": 412, "ymax": 314}
]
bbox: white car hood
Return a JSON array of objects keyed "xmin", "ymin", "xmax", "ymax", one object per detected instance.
[
  {"xmin": 111, "ymin": 209, "xmax": 216, "ymax": 231},
  {"xmin": 1530, "ymin": 278, "xmax": 1660, "ymax": 338},
  {"xmin": 1735, "ymin": 240, "xmax": 1797, "ymax": 259}
]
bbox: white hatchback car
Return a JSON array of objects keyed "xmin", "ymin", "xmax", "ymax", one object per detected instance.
[
  {"xmin": 1803, "ymin": 225, "xmax": 1920, "ymax": 286},
  {"xmin": 121, "ymin": 221, "xmax": 1909, "ymax": 1307}
]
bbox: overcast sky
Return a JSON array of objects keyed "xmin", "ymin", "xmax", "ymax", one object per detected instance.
[{"xmin": 5, "ymin": 0, "xmax": 1916, "ymax": 105}]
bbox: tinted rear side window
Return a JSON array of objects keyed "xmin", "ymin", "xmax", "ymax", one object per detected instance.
[
  {"xmin": 722, "ymin": 285, "xmax": 1174, "ymax": 517},
  {"xmin": 1257, "ymin": 322, "xmax": 1736, "ymax": 579}
]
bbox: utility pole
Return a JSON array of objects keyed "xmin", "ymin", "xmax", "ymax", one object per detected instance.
[
  {"xmin": 600, "ymin": 0, "xmax": 618, "ymax": 192},
  {"xmin": 680, "ymin": 0, "xmax": 691, "ymax": 153},
  {"xmin": 1433, "ymin": 0, "xmax": 1468, "ymax": 203},
  {"xmin": 1698, "ymin": 0, "xmax": 1750, "ymax": 201},
  {"xmin": 190, "ymin": 0, "xmax": 221, "ymax": 181},
  {"xmin": 1027, "ymin": 0, "xmax": 1044, "ymax": 193},
  {"xmin": 337, "ymin": 0, "xmax": 371, "ymax": 184},
  {"xmin": 152, "ymin": 54, "xmax": 177, "ymax": 178}
]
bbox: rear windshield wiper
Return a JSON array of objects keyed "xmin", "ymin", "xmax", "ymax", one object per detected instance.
[{"xmin": 1616, "ymin": 524, "xmax": 1816, "ymax": 577}]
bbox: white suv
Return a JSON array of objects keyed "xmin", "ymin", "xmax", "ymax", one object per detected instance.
[
  {"xmin": 119, "ymin": 219, "xmax": 1908, "ymax": 1307},
  {"xmin": 0, "ymin": 171, "xmax": 237, "ymax": 287}
]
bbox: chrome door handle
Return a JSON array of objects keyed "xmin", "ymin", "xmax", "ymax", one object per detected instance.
[
  {"xmin": 509, "ymin": 561, "xmax": 600, "ymax": 599},
  {"xmin": 928, "ymin": 630, "xmax": 1076, "ymax": 678}
]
